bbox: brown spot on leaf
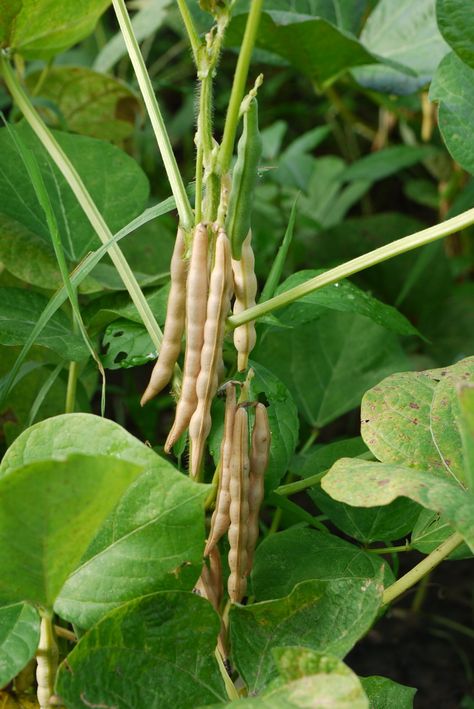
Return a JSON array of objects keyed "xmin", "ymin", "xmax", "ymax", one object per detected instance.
[{"xmin": 409, "ymin": 402, "xmax": 420, "ymax": 409}]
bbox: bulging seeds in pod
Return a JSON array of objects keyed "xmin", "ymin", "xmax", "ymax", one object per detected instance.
[
  {"xmin": 189, "ymin": 230, "xmax": 233, "ymax": 478},
  {"xmin": 232, "ymin": 231, "xmax": 257, "ymax": 372},
  {"xmin": 141, "ymin": 227, "xmax": 187, "ymax": 405},
  {"xmin": 227, "ymin": 405, "xmax": 250, "ymax": 603},
  {"xmin": 205, "ymin": 382, "xmax": 237, "ymax": 556},
  {"xmin": 165, "ymin": 223, "xmax": 209, "ymax": 453},
  {"xmin": 246, "ymin": 402, "xmax": 270, "ymax": 575}
]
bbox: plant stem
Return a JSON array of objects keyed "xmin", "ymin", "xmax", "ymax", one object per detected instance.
[
  {"xmin": 36, "ymin": 610, "xmax": 58, "ymax": 709},
  {"xmin": 367, "ymin": 543, "xmax": 412, "ymax": 554},
  {"xmin": 382, "ymin": 532, "xmax": 465, "ymax": 606},
  {"xmin": 228, "ymin": 207, "xmax": 474, "ymax": 327},
  {"xmin": 111, "ymin": 0, "xmax": 194, "ymax": 231},
  {"xmin": 0, "ymin": 54, "xmax": 163, "ymax": 351},
  {"xmin": 176, "ymin": 0, "xmax": 201, "ymax": 64},
  {"xmin": 65, "ymin": 361, "xmax": 78, "ymax": 414},
  {"xmin": 217, "ymin": 0, "xmax": 264, "ymax": 176},
  {"xmin": 275, "ymin": 451, "xmax": 373, "ymax": 496}
]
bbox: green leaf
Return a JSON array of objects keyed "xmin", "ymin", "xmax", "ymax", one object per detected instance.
[
  {"xmin": 251, "ymin": 527, "xmax": 394, "ymax": 601},
  {"xmin": 101, "ymin": 319, "xmax": 156, "ymax": 370},
  {"xmin": 342, "ymin": 146, "xmax": 436, "ymax": 183},
  {"xmin": 0, "ymin": 602, "xmax": 40, "ymax": 688},
  {"xmin": 354, "ymin": 0, "xmax": 449, "ymax": 94},
  {"xmin": 273, "ymin": 270, "xmax": 420, "ymax": 336},
  {"xmin": 230, "ymin": 575, "xmax": 383, "ymax": 693},
  {"xmin": 430, "ymin": 52, "xmax": 474, "ymax": 175},
  {"xmin": 226, "ymin": 11, "xmax": 390, "ymax": 88},
  {"xmin": 436, "ymin": 0, "xmax": 474, "ymax": 68},
  {"xmin": 322, "ymin": 458, "xmax": 474, "ymax": 551},
  {"xmin": 360, "ymin": 675, "xmax": 417, "ymax": 709},
  {"xmin": 84, "ymin": 286, "xmax": 169, "ymax": 334},
  {"xmin": 0, "ymin": 288, "xmax": 88, "ymax": 361},
  {"xmin": 25, "ymin": 66, "xmax": 141, "ymax": 142},
  {"xmin": 411, "ymin": 510, "xmax": 471, "ymax": 558},
  {"xmin": 0, "ymin": 453, "xmax": 142, "ymax": 608},
  {"xmin": 0, "ymin": 122, "xmax": 149, "ymax": 262},
  {"xmin": 360, "ymin": 358, "xmax": 474, "ymax": 478},
  {"xmin": 1, "ymin": 0, "xmax": 111, "ymax": 60},
  {"xmin": 254, "ymin": 312, "xmax": 409, "ymax": 427},
  {"xmin": 459, "ymin": 384, "xmax": 474, "ymax": 490},
  {"xmin": 56, "ymin": 591, "xmax": 226, "ymax": 709},
  {"xmin": 0, "ymin": 413, "xmax": 208, "ymax": 628}
]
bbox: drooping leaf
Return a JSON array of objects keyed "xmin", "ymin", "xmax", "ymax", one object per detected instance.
[
  {"xmin": 360, "ymin": 675, "xmax": 417, "ymax": 709},
  {"xmin": 0, "ymin": 453, "xmax": 142, "ymax": 608},
  {"xmin": 0, "ymin": 0, "xmax": 111, "ymax": 60},
  {"xmin": 436, "ymin": 0, "xmax": 474, "ymax": 68},
  {"xmin": 430, "ymin": 52, "xmax": 474, "ymax": 175},
  {"xmin": 56, "ymin": 592, "xmax": 226, "ymax": 709},
  {"xmin": 0, "ymin": 288, "xmax": 88, "ymax": 361},
  {"xmin": 254, "ymin": 312, "xmax": 409, "ymax": 427},
  {"xmin": 322, "ymin": 458, "xmax": 474, "ymax": 551},
  {"xmin": 25, "ymin": 67, "xmax": 142, "ymax": 142},
  {"xmin": 354, "ymin": 0, "xmax": 449, "ymax": 94},
  {"xmin": 230, "ymin": 575, "xmax": 383, "ymax": 693},
  {"xmin": 273, "ymin": 270, "xmax": 420, "ymax": 336},
  {"xmin": 0, "ymin": 122, "xmax": 149, "ymax": 262},
  {"xmin": 0, "ymin": 603, "xmax": 40, "ymax": 688},
  {"xmin": 251, "ymin": 527, "xmax": 394, "ymax": 601},
  {"xmin": 0, "ymin": 413, "xmax": 208, "ymax": 628},
  {"xmin": 226, "ymin": 10, "xmax": 394, "ymax": 88}
]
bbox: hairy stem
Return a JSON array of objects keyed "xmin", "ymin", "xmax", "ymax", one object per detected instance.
[
  {"xmin": 0, "ymin": 54, "xmax": 163, "ymax": 351},
  {"xmin": 218, "ymin": 0, "xmax": 264, "ymax": 176},
  {"xmin": 228, "ymin": 207, "xmax": 474, "ymax": 327},
  {"xmin": 36, "ymin": 610, "xmax": 58, "ymax": 709},
  {"xmin": 382, "ymin": 532, "xmax": 465, "ymax": 606},
  {"xmin": 112, "ymin": 0, "xmax": 194, "ymax": 231}
]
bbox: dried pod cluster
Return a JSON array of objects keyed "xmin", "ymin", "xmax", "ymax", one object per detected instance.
[{"xmin": 141, "ymin": 222, "xmax": 259, "ymax": 478}]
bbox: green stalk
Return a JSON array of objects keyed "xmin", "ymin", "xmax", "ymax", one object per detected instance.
[
  {"xmin": 275, "ymin": 452, "xmax": 373, "ymax": 496},
  {"xmin": 112, "ymin": 0, "xmax": 194, "ymax": 231},
  {"xmin": 382, "ymin": 532, "xmax": 465, "ymax": 606},
  {"xmin": 65, "ymin": 361, "xmax": 78, "ymax": 414},
  {"xmin": 229, "ymin": 207, "xmax": 474, "ymax": 327},
  {"xmin": 0, "ymin": 54, "xmax": 163, "ymax": 352},
  {"xmin": 217, "ymin": 0, "xmax": 264, "ymax": 176},
  {"xmin": 176, "ymin": 0, "xmax": 201, "ymax": 64}
]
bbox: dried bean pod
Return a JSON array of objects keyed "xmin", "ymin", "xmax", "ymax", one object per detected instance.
[
  {"xmin": 189, "ymin": 231, "xmax": 233, "ymax": 478},
  {"xmin": 205, "ymin": 383, "xmax": 237, "ymax": 555},
  {"xmin": 194, "ymin": 545, "xmax": 222, "ymax": 612},
  {"xmin": 165, "ymin": 224, "xmax": 209, "ymax": 452},
  {"xmin": 232, "ymin": 231, "xmax": 257, "ymax": 371},
  {"xmin": 227, "ymin": 406, "xmax": 250, "ymax": 603},
  {"xmin": 141, "ymin": 227, "xmax": 187, "ymax": 405},
  {"xmin": 246, "ymin": 403, "xmax": 270, "ymax": 575}
]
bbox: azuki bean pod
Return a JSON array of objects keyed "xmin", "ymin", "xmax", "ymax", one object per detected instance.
[
  {"xmin": 141, "ymin": 227, "xmax": 187, "ymax": 405},
  {"xmin": 227, "ymin": 406, "xmax": 250, "ymax": 603},
  {"xmin": 246, "ymin": 403, "xmax": 270, "ymax": 575},
  {"xmin": 232, "ymin": 231, "xmax": 257, "ymax": 372}
]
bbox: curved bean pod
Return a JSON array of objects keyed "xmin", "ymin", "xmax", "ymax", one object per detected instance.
[
  {"xmin": 189, "ymin": 230, "xmax": 233, "ymax": 478},
  {"xmin": 141, "ymin": 227, "xmax": 187, "ymax": 405},
  {"xmin": 165, "ymin": 223, "xmax": 209, "ymax": 452},
  {"xmin": 227, "ymin": 405, "xmax": 250, "ymax": 603},
  {"xmin": 204, "ymin": 382, "xmax": 237, "ymax": 556},
  {"xmin": 246, "ymin": 403, "xmax": 270, "ymax": 575},
  {"xmin": 232, "ymin": 231, "xmax": 257, "ymax": 372}
]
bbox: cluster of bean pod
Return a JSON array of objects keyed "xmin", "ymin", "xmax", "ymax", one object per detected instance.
[
  {"xmin": 203, "ymin": 383, "xmax": 271, "ymax": 603},
  {"xmin": 141, "ymin": 222, "xmax": 259, "ymax": 479}
]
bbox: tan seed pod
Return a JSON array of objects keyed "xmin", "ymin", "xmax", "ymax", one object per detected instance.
[
  {"xmin": 194, "ymin": 545, "xmax": 222, "ymax": 612},
  {"xmin": 189, "ymin": 231, "xmax": 233, "ymax": 478},
  {"xmin": 204, "ymin": 382, "xmax": 237, "ymax": 556},
  {"xmin": 141, "ymin": 227, "xmax": 187, "ymax": 405},
  {"xmin": 246, "ymin": 402, "xmax": 271, "ymax": 575},
  {"xmin": 227, "ymin": 406, "xmax": 250, "ymax": 603},
  {"xmin": 231, "ymin": 231, "xmax": 257, "ymax": 371},
  {"xmin": 165, "ymin": 224, "xmax": 209, "ymax": 452}
]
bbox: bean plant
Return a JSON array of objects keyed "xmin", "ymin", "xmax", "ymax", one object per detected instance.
[{"xmin": 0, "ymin": 1, "xmax": 473, "ymax": 708}]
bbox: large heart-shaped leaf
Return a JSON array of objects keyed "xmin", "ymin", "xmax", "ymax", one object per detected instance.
[
  {"xmin": 0, "ymin": 602, "xmax": 40, "ymax": 688},
  {"xmin": 0, "ymin": 454, "xmax": 142, "ymax": 608},
  {"xmin": 322, "ymin": 459, "xmax": 474, "ymax": 551},
  {"xmin": 56, "ymin": 591, "xmax": 226, "ymax": 709},
  {"xmin": 0, "ymin": 122, "xmax": 149, "ymax": 262},
  {"xmin": 230, "ymin": 575, "xmax": 383, "ymax": 693}
]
